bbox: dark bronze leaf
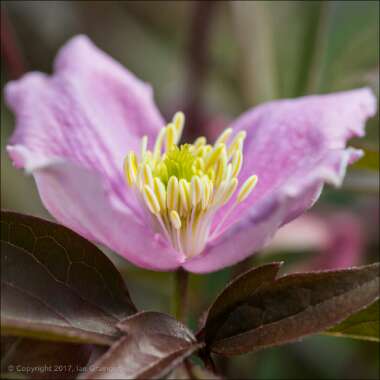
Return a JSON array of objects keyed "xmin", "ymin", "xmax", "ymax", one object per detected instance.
[
  {"xmin": 1, "ymin": 336, "xmax": 92, "ymax": 379},
  {"xmin": 81, "ymin": 311, "xmax": 204, "ymax": 380},
  {"xmin": 208, "ymin": 263, "xmax": 379, "ymax": 355},
  {"xmin": 201, "ymin": 263, "xmax": 282, "ymax": 343},
  {"xmin": 1, "ymin": 211, "xmax": 137, "ymax": 345},
  {"xmin": 324, "ymin": 300, "xmax": 379, "ymax": 341}
]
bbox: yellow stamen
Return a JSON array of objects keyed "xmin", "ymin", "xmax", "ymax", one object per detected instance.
[
  {"xmin": 179, "ymin": 179, "xmax": 190, "ymax": 214},
  {"xmin": 194, "ymin": 136, "xmax": 206, "ymax": 148},
  {"xmin": 124, "ymin": 151, "xmax": 137, "ymax": 186},
  {"xmin": 228, "ymin": 131, "xmax": 246, "ymax": 157},
  {"xmin": 170, "ymin": 210, "xmax": 182, "ymax": 229},
  {"xmin": 237, "ymin": 175, "xmax": 258, "ymax": 203},
  {"xmin": 206, "ymin": 143, "xmax": 225, "ymax": 168},
  {"xmin": 215, "ymin": 127, "xmax": 233, "ymax": 145},
  {"xmin": 165, "ymin": 123, "xmax": 176, "ymax": 150},
  {"xmin": 201, "ymin": 175, "xmax": 212, "ymax": 209},
  {"xmin": 123, "ymin": 112, "xmax": 257, "ymax": 258},
  {"xmin": 221, "ymin": 178, "xmax": 238, "ymax": 205},
  {"xmin": 167, "ymin": 176, "xmax": 179, "ymax": 210},
  {"xmin": 173, "ymin": 112, "xmax": 184, "ymax": 144},
  {"xmin": 142, "ymin": 164, "xmax": 153, "ymax": 188},
  {"xmin": 191, "ymin": 176, "xmax": 202, "ymax": 207},
  {"xmin": 153, "ymin": 128, "xmax": 166, "ymax": 160},
  {"xmin": 215, "ymin": 152, "xmax": 227, "ymax": 186},
  {"xmin": 231, "ymin": 150, "xmax": 243, "ymax": 178},
  {"xmin": 143, "ymin": 185, "xmax": 160, "ymax": 214},
  {"xmin": 154, "ymin": 177, "xmax": 167, "ymax": 211}
]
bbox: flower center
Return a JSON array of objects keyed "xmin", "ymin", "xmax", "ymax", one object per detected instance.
[
  {"xmin": 155, "ymin": 144, "xmax": 199, "ymax": 185},
  {"xmin": 124, "ymin": 112, "xmax": 258, "ymax": 258}
]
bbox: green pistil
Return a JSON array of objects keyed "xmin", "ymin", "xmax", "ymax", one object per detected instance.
[{"xmin": 157, "ymin": 145, "xmax": 198, "ymax": 184}]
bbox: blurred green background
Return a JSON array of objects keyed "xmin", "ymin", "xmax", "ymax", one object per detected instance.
[{"xmin": 1, "ymin": 1, "xmax": 379, "ymax": 379}]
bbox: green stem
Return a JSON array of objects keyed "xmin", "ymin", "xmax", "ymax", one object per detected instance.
[{"xmin": 173, "ymin": 269, "xmax": 189, "ymax": 322}]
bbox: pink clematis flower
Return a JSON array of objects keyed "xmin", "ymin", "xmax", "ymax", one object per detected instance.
[{"xmin": 5, "ymin": 36, "xmax": 377, "ymax": 273}]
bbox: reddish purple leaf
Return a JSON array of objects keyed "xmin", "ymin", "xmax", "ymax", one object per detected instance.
[
  {"xmin": 209, "ymin": 263, "xmax": 379, "ymax": 355},
  {"xmin": 200, "ymin": 262, "xmax": 282, "ymax": 343},
  {"xmin": 81, "ymin": 311, "xmax": 203, "ymax": 380},
  {"xmin": 1, "ymin": 211, "xmax": 136, "ymax": 345},
  {"xmin": 1, "ymin": 336, "xmax": 92, "ymax": 379}
]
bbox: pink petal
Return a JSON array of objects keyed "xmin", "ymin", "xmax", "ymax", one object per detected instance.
[
  {"xmin": 5, "ymin": 36, "xmax": 183, "ymax": 270},
  {"xmin": 184, "ymin": 89, "xmax": 376, "ymax": 273},
  {"xmin": 33, "ymin": 162, "xmax": 183, "ymax": 270},
  {"xmin": 6, "ymin": 35, "xmax": 164, "ymax": 215}
]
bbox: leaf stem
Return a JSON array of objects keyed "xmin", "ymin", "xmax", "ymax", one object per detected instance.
[{"xmin": 173, "ymin": 268, "xmax": 189, "ymax": 323}]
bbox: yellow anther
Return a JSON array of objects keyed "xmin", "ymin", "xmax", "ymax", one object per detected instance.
[
  {"xmin": 206, "ymin": 143, "xmax": 226, "ymax": 168},
  {"xmin": 215, "ymin": 151, "xmax": 227, "ymax": 186},
  {"xmin": 123, "ymin": 159, "xmax": 132, "ymax": 185},
  {"xmin": 207, "ymin": 181, "xmax": 214, "ymax": 205},
  {"xmin": 214, "ymin": 178, "xmax": 237, "ymax": 206},
  {"xmin": 141, "ymin": 135, "xmax": 148, "ymax": 159},
  {"xmin": 167, "ymin": 176, "xmax": 179, "ymax": 210},
  {"xmin": 143, "ymin": 185, "xmax": 161, "ymax": 214},
  {"xmin": 153, "ymin": 177, "xmax": 167, "ymax": 211},
  {"xmin": 173, "ymin": 112, "xmax": 185, "ymax": 143},
  {"xmin": 191, "ymin": 176, "xmax": 202, "ymax": 207},
  {"xmin": 193, "ymin": 157, "xmax": 204, "ymax": 172},
  {"xmin": 165, "ymin": 123, "xmax": 176, "ymax": 151},
  {"xmin": 236, "ymin": 130, "xmax": 247, "ymax": 141},
  {"xmin": 153, "ymin": 128, "xmax": 166, "ymax": 160},
  {"xmin": 201, "ymin": 175, "xmax": 211, "ymax": 209},
  {"xmin": 231, "ymin": 150, "xmax": 243, "ymax": 178},
  {"xmin": 142, "ymin": 164, "xmax": 154, "ymax": 188},
  {"xmin": 129, "ymin": 151, "xmax": 138, "ymax": 169},
  {"xmin": 197, "ymin": 145, "xmax": 212, "ymax": 158},
  {"xmin": 194, "ymin": 145, "xmax": 206, "ymax": 158},
  {"xmin": 228, "ymin": 131, "xmax": 246, "ymax": 157},
  {"xmin": 207, "ymin": 168, "xmax": 215, "ymax": 182},
  {"xmin": 221, "ymin": 178, "xmax": 238, "ymax": 205},
  {"xmin": 169, "ymin": 210, "xmax": 182, "ymax": 230},
  {"xmin": 194, "ymin": 136, "xmax": 206, "ymax": 148},
  {"xmin": 215, "ymin": 128, "xmax": 233, "ymax": 146},
  {"xmin": 224, "ymin": 163, "xmax": 232, "ymax": 181},
  {"xmin": 156, "ymin": 161, "xmax": 168, "ymax": 184},
  {"xmin": 179, "ymin": 179, "xmax": 190, "ymax": 213},
  {"xmin": 237, "ymin": 175, "xmax": 258, "ymax": 203},
  {"xmin": 124, "ymin": 151, "xmax": 137, "ymax": 186}
]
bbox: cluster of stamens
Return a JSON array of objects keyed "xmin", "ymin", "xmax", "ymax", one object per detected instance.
[{"xmin": 124, "ymin": 112, "xmax": 258, "ymax": 258}]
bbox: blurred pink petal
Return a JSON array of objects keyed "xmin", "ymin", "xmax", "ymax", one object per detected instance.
[
  {"xmin": 310, "ymin": 213, "xmax": 363, "ymax": 270},
  {"xmin": 266, "ymin": 212, "xmax": 363, "ymax": 270},
  {"xmin": 266, "ymin": 215, "xmax": 330, "ymax": 253},
  {"xmin": 5, "ymin": 35, "xmax": 377, "ymax": 272}
]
